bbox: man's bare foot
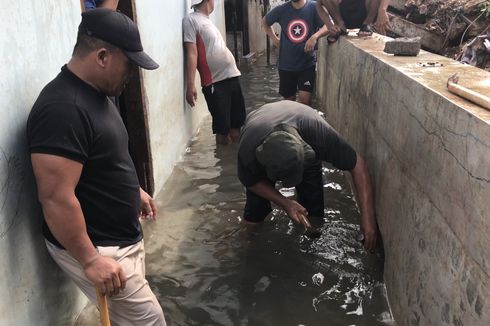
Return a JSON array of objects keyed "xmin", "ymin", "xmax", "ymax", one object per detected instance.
[
  {"xmin": 230, "ymin": 128, "xmax": 240, "ymax": 143},
  {"xmin": 357, "ymin": 24, "xmax": 374, "ymax": 37},
  {"xmin": 216, "ymin": 134, "xmax": 230, "ymax": 145}
]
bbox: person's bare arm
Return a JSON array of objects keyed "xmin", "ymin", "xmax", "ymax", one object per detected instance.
[
  {"xmin": 262, "ymin": 17, "xmax": 280, "ymax": 48},
  {"xmin": 184, "ymin": 42, "xmax": 198, "ymax": 107},
  {"xmin": 305, "ymin": 25, "xmax": 329, "ymax": 52},
  {"xmin": 374, "ymin": 0, "xmax": 391, "ymax": 35},
  {"xmin": 31, "ymin": 153, "xmax": 126, "ymax": 296},
  {"xmin": 316, "ymin": 0, "xmax": 342, "ymax": 34},
  {"xmin": 248, "ymin": 180, "xmax": 307, "ymax": 224},
  {"xmin": 316, "ymin": 1, "xmax": 335, "ymax": 30},
  {"xmin": 349, "ymin": 154, "xmax": 377, "ymax": 251},
  {"xmin": 98, "ymin": 0, "xmax": 119, "ymax": 10},
  {"xmin": 139, "ymin": 187, "xmax": 157, "ymax": 220}
]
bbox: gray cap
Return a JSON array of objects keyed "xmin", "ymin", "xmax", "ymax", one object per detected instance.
[{"xmin": 256, "ymin": 126, "xmax": 315, "ymax": 187}]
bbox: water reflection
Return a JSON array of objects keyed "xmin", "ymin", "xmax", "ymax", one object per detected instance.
[{"xmin": 146, "ymin": 55, "xmax": 394, "ymax": 326}]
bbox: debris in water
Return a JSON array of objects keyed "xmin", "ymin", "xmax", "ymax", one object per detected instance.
[{"xmin": 312, "ymin": 273, "xmax": 325, "ymax": 286}]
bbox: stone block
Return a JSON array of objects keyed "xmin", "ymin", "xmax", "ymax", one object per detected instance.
[
  {"xmin": 384, "ymin": 37, "xmax": 421, "ymax": 56},
  {"xmin": 388, "ymin": 13, "xmax": 444, "ymax": 53}
]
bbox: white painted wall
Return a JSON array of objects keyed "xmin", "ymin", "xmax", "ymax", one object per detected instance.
[
  {"xmin": 135, "ymin": 0, "xmax": 226, "ymax": 194},
  {"xmin": 0, "ymin": 1, "xmax": 87, "ymax": 325},
  {"xmin": 247, "ymin": 1, "xmax": 267, "ymax": 55}
]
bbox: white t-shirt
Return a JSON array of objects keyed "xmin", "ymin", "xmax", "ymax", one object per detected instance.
[{"xmin": 183, "ymin": 11, "xmax": 241, "ymax": 86}]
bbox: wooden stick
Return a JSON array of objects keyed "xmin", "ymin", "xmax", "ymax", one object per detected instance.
[
  {"xmin": 447, "ymin": 74, "xmax": 490, "ymax": 111},
  {"xmin": 96, "ymin": 288, "xmax": 111, "ymax": 326}
]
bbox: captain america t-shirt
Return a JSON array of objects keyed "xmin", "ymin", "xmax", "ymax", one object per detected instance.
[{"xmin": 265, "ymin": 0, "xmax": 324, "ymax": 71}]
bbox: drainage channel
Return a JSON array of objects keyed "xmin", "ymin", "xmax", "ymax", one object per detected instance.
[{"xmin": 143, "ymin": 54, "xmax": 395, "ymax": 326}]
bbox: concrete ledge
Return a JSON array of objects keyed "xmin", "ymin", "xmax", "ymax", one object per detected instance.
[{"xmin": 316, "ymin": 34, "xmax": 490, "ymax": 325}]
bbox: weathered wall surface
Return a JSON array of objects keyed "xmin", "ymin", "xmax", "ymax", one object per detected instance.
[
  {"xmin": 247, "ymin": 0, "xmax": 266, "ymax": 56},
  {"xmin": 0, "ymin": 1, "xmax": 87, "ymax": 325},
  {"xmin": 316, "ymin": 35, "xmax": 490, "ymax": 325},
  {"xmin": 135, "ymin": 0, "xmax": 224, "ymax": 194},
  {"xmin": 0, "ymin": 1, "xmax": 225, "ymax": 324}
]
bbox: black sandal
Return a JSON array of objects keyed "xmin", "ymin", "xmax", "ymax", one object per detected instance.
[
  {"xmin": 358, "ymin": 24, "xmax": 374, "ymax": 36},
  {"xmin": 327, "ymin": 32, "xmax": 340, "ymax": 44}
]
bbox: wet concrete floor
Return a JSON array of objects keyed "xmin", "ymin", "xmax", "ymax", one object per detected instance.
[{"xmin": 76, "ymin": 54, "xmax": 395, "ymax": 325}]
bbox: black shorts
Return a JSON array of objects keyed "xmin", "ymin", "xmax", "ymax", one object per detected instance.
[
  {"xmin": 243, "ymin": 161, "xmax": 325, "ymax": 222},
  {"xmin": 202, "ymin": 77, "xmax": 246, "ymax": 135},
  {"xmin": 278, "ymin": 66, "xmax": 316, "ymax": 98},
  {"xmin": 340, "ymin": 0, "xmax": 368, "ymax": 29}
]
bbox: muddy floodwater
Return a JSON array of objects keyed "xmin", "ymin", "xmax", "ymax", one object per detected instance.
[{"xmin": 143, "ymin": 55, "xmax": 395, "ymax": 326}]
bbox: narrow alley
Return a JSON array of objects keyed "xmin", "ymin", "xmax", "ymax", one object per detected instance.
[
  {"xmin": 142, "ymin": 55, "xmax": 394, "ymax": 326},
  {"xmin": 2, "ymin": 2, "xmax": 489, "ymax": 326}
]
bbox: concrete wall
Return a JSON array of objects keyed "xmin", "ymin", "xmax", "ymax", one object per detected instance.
[
  {"xmin": 247, "ymin": 0, "xmax": 266, "ymax": 56},
  {"xmin": 0, "ymin": 1, "xmax": 224, "ymax": 324},
  {"xmin": 0, "ymin": 1, "xmax": 88, "ymax": 325},
  {"xmin": 316, "ymin": 35, "xmax": 490, "ymax": 325},
  {"xmin": 135, "ymin": 0, "xmax": 224, "ymax": 194}
]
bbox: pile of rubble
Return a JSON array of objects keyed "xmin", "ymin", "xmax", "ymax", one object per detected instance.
[{"xmin": 389, "ymin": 0, "xmax": 490, "ymax": 70}]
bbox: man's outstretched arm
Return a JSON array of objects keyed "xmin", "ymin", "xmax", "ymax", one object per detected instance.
[
  {"xmin": 248, "ymin": 180, "xmax": 307, "ymax": 224},
  {"xmin": 31, "ymin": 153, "xmax": 127, "ymax": 296},
  {"xmin": 375, "ymin": 0, "xmax": 391, "ymax": 35},
  {"xmin": 316, "ymin": 0, "xmax": 343, "ymax": 34},
  {"xmin": 316, "ymin": 1, "xmax": 334, "ymax": 30},
  {"xmin": 184, "ymin": 42, "xmax": 198, "ymax": 107},
  {"xmin": 349, "ymin": 154, "xmax": 377, "ymax": 251}
]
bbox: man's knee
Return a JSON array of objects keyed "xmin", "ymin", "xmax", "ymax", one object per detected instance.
[
  {"xmin": 146, "ymin": 304, "xmax": 167, "ymax": 326},
  {"xmin": 111, "ymin": 297, "xmax": 166, "ymax": 326},
  {"xmin": 244, "ymin": 194, "xmax": 271, "ymax": 223}
]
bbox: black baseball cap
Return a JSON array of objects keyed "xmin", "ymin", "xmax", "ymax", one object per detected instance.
[{"xmin": 80, "ymin": 8, "xmax": 159, "ymax": 70}]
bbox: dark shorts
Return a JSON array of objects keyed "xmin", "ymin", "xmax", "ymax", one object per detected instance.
[
  {"xmin": 340, "ymin": 0, "xmax": 368, "ymax": 29},
  {"xmin": 278, "ymin": 66, "xmax": 316, "ymax": 98},
  {"xmin": 202, "ymin": 77, "xmax": 246, "ymax": 135},
  {"xmin": 244, "ymin": 160, "xmax": 325, "ymax": 222}
]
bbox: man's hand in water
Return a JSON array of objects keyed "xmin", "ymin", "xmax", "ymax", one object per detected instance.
[
  {"xmin": 283, "ymin": 199, "xmax": 308, "ymax": 225},
  {"xmin": 360, "ymin": 214, "xmax": 377, "ymax": 251}
]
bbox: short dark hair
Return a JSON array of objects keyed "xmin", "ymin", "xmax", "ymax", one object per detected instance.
[{"xmin": 72, "ymin": 30, "xmax": 118, "ymax": 57}]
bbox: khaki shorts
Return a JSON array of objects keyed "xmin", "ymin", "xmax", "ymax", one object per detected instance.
[{"xmin": 46, "ymin": 240, "xmax": 166, "ymax": 326}]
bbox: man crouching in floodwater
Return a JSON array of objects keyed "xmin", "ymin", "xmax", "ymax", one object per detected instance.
[{"xmin": 237, "ymin": 101, "xmax": 377, "ymax": 250}]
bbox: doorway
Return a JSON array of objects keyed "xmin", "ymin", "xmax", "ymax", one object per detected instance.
[
  {"xmin": 117, "ymin": 0, "xmax": 155, "ymax": 196},
  {"xmin": 225, "ymin": 0, "xmax": 250, "ymax": 58}
]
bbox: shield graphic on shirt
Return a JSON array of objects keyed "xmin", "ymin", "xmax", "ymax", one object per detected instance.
[{"xmin": 287, "ymin": 19, "xmax": 309, "ymax": 43}]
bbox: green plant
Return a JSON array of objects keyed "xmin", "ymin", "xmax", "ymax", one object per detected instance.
[{"xmin": 481, "ymin": 1, "xmax": 490, "ymax": 18}]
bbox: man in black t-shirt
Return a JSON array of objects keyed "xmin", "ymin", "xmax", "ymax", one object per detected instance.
[
  {"xmin": 238, "ymin": 101, "xmax": 377, "ymax": 250},
  {"xmin": 27, "ymin": 9, "xmax": 166, "ymax": 325}
]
